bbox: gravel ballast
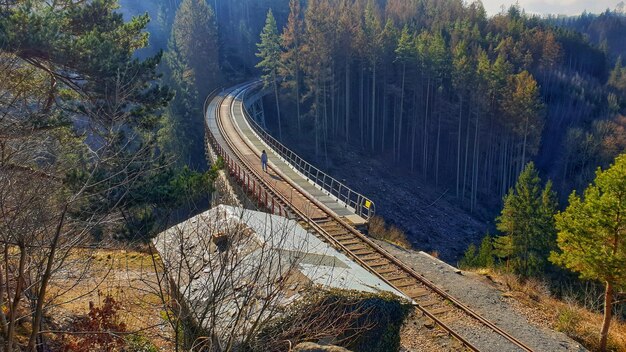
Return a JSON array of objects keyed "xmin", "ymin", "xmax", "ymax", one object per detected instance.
[{"xmin": 374, "ymin": 240, "xmax": 586, "ymax": 352}]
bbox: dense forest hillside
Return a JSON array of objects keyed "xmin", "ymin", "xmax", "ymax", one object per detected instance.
[
  {"xmin": 548, "ymin": 6, "xmax": 626, "ymax": 59},
  {"xmin": 256, "ymin": 0, "xmax": 626, "ymax": 214},
  {"xmin": 118, "ymin": 0, "xmax": 626, "ymax": 251},
  {"xmin": 2, "ymin": 1, "xmax": 626, "ymax": 351},
  {"xmin": 120, "ymin": 0, "xmax": 626, "ymax": 208}
]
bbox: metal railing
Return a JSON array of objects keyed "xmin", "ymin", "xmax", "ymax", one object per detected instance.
[
  {"xmin": 204, "ymin": 89, "xmax": 291, "ymax": 219},
  {"xmin": 238, "ymin": 83, "xmax": 376, "ymax": 221}
]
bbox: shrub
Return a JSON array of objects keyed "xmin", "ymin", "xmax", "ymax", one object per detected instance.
[
  {"xmin": 368, "ymin": 217, "xmax": 411, "ymax": 249},
  {"xmin": 253, "ymin": 290, "xmax": 411, "ymax": 352},
  {"xmin": 125, "ymin": 334, "xmax": 159, "ymax": 352},
  {"xmin": 62, "ymin": 295, "xmax": 127, "ymax": 351}
]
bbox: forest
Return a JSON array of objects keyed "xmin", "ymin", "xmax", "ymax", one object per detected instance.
[
  {"xmin": 128, "ymin": 0, "xmax": 626, "ymax": 349},
  {"xmin": 1, "ymin": 0, "xmax": 626, "ymax": 351},
  {"xmin": 127, "ymin": 0, "xmax": 626, "ymax": 214}
]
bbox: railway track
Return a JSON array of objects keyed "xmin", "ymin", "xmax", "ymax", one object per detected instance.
[{"xmin": 205, "ymin": 82, "xmax": 536, "ymax": 352}]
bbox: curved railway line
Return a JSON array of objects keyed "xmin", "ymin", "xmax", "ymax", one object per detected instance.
[{"xmin": 204, "ymin": 81, "xmax": 537, "ymax": 352}]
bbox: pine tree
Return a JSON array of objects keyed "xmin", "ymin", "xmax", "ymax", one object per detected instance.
[
  {"xmin": 502, "ymin": 71, "xmax": 544, "ymax": 172},
  {"xmin": 257, "ymin": 9, "xmax": 283, "ymax": 139},
  {"xmin": 165, "ymin": 0, "xmax": 220, "ymax": 167},
  {"xmin": 551, "ymin": 154, "xmax": 626, "ymax": 352},
  {"xmin": 609, "ymin": 56, "xmax": 626, "ymax": 97},
  {"xmin": 395, "ymin": 26, "xmax": 415, "ymax": 162},
  {"xmin": 364, "ymin": 0, "xmax": 382, "ymax": 151},
  {"xmin": 171, "ymin": 0, "xmax": 220, "ymax": 96},
  {"xmin": 496, "ymin": 162, "xmax": 558, "ymax": 278},
  {"xmin": 476, "ymin": 234, "xmax": 495, "ymax": 268},
  {"xmin": 281, "ymin": 0, "xmax": 304, "ymax": 134}
]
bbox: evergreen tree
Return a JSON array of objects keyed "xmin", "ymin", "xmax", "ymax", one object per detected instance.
[
  {"xmin": 496, "ymin": 162, "xmax": 558, "ymax": 278},
  {"xmin": 395, "ymin": 25, "xmax": 416, "ymax": 162},
  {"xmin": 0, "ymin": 1, "xmax": 173, "ymax": 347},
  {"xmin": 502, "ymin": 71, "xmax": 545, "ymax": 171},
  {"xmin": 171, "ymin": 0, "xmax": 220, "ymax": 96},
  {"xmin": 280, "ymin": 0, "xmax": 304, "ymax": 134},
  {"xmin": 257, "ymin": 9, "xmax": 283, "ymax": 139},
  {"xmin": 551, "ymin": 154, "xmax": 626, "ymax": 352},
  {"xmin": 164, "ymin": 0, "xmax": 220, "ymax": 167},
  {"xmin": 460, "ymin": 234, "xmax": 495, "ymax": 268},
  {"xmin": 477, "ymin": 234, "xmax": 495, "ymax": 268},
  {"xmin": 609, "ymin": 56, "xmax": 626, "ymax": 98}
]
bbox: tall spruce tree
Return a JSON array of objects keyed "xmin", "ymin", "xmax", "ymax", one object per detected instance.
[
  {"xmin": 496, "ymin": 162, "xmax": 558, "ymax": 278},
  {"xmin": 164, "ymin": 0, "xmax": 220, "ymax": 167},
  {"xmin": 281, "ymin": 0, "xmax": 304, "ymax": 134},
  {"xmin": 551, "ymin": 154, "xmax": 626, "ymax": 352},
  {"xmin": 257, "ymin": 9, "xmax": 283, "ymax": 139}
]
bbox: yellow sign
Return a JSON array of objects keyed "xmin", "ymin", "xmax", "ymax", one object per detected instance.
[{"xmin": 364, "ymin": 200, "xmax": 371, "ymax": 209}]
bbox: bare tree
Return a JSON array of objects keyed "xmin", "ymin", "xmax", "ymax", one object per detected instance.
[{"xmin": 0, "ymin": 48, "xmax": 166, "ymax": 351}]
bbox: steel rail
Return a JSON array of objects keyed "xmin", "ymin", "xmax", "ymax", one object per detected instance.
[{"xmin": 205, "ymin": 83, "xmax": 536, "ymax": 352}]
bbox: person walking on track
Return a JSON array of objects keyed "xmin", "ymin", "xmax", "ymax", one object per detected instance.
[{"xmin": 261, "ymin": 150, "xmax": 268, "ymax": 172}]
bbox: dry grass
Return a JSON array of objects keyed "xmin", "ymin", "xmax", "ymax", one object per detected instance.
[
  {"xmin": 476, "ymin": 269, "xmax": 626, "ymax": 352},
  {"xmin": 46, "ymin": 248, "xmax": 173, "ymax": 350},
  {"xmin": 368, "ymin": 216, "xmax": 412, "ymax": 249}
]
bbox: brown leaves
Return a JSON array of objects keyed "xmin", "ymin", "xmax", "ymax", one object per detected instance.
[{"xmin": 62, "ymin": 295, "xmax": 127, "ymax": 352}]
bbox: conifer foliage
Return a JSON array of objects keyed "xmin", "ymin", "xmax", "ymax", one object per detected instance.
[
  {"xmin": 257, "ymin": 9, "xmax": 283, "ymax": 139},
  {"xmin": 496, "ymin": 162, "xmax": 558, "ymax": 278},
  {"xmin": 163, "ymin": 0, "xmax": 221, "ymax": 166},
  {"xmin": 551, "ymin": 154, "xmax": 626, "ymax": 352}
]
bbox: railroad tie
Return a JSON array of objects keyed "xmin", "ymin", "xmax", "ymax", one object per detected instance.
[
  {"xmin": 353, "ymin": 249, "xmax": 376, "ymax": 256},
  {"xmin": 359, "ymin": 253, "xmax": 382, "ymax": 261},
  {"xmin": 429, "ymin": 307, "xmax": 453, "ymax": 316},
  {"xmin": 334, "ymin": 234, "xmax": 354, "ymax": 241},
  {"xmin": 345, "ymin": 243, "xmax": 368, "ymax": 251},
  {"xmin": 367, "ymin": 259, "xmax": 390, "ymax": 267},
  {"xmin": 340, "ymin": 239, "xmax": 363, "ymax": 246},
  {"xmin": 405, "ymin": 287, "xmax": 429, "ymax": 298},
  {"xmin": 418, "ymin": 300, "xmax": 439, "ymax": 308},
  {"xmin": 385, "ymin": 273, "xmax": 410, "ymax": 281},
  {"xmin": 394, "ymin": 279, "xmax": 417, "ymax": 288},
  {"xmin": 376, "ymin": 266, "xmax": 397, "ymax": 275}
]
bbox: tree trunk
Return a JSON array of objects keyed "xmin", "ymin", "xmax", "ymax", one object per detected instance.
[
  {"xmin": 471, "ymin": 111, "xmax": 480, "ymax": 212},
  {"xmin": 0, "ymin": 257, "xmax": 8, "ymax": 338},
  {"xmin": 423, "ymin": 78, "xmax": 430, "ymax": 177},
  {"xmin": 600, "ymin": 281, "xmax": 614, "ymax": 352},
  {"xmin": 398, "ymin": 63, "xmax": 406, "ymax": 163},
  {"xmin": 315, "ymin": 83, "xmax": 320, "ymax": 156},
  {"xmin": 345, "ymin": 61, "xmax": 350, "ymax": 142},
  {"xmin": 360, "ymin": 67, "xmax": 364, "ymax": 149},
  {"xmin": 435, "ymin": 109, "xmax": 441, "ymax": 187},
  {"xmin": 371, "ymin": 65, "xmax": 376, "ymax": 151},
  {"xmin": 456, "ymin": 95, "xmax": 463, "ymax": 197},
  {"xmin": 521, "ymin": 114, "xmax": 529, "ymax": 172},
  {"xmin": 296, "ymin": 62, "xmax": 301, "ymax": 135},
  {"xmin": 7, "ymin": 247, "xmax": 26, "ymax": 352},
  {"xmin": 462, "ymin": 105, "xmax": 471, "ymax": 201},
  {"xmin": 273, "ymin": 73, "xmax": 282, "ymax": 140},
  {"xmin": 411, "ymin": 92, "xmax": 418, "ymax": 172},
  {"xmin": 28, "ymin": 205, "xmax": 69, "ymax": 351},
  {"xmin": 323, "ymin": 82, "xmax": 329, "ymax": 163},
  {"xmin": 381, "ymin": 73, "xmax": 387, "ymax": 153}
]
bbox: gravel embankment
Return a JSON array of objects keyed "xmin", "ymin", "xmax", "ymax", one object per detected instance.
[{"xmin": 375, "ymin": 240, "xmax": 586, "ymax": 352}]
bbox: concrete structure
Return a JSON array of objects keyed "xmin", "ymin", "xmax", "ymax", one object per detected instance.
[{"xmin": 153, "ymin": 205, "xmax": 406, "ymax": 336}]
